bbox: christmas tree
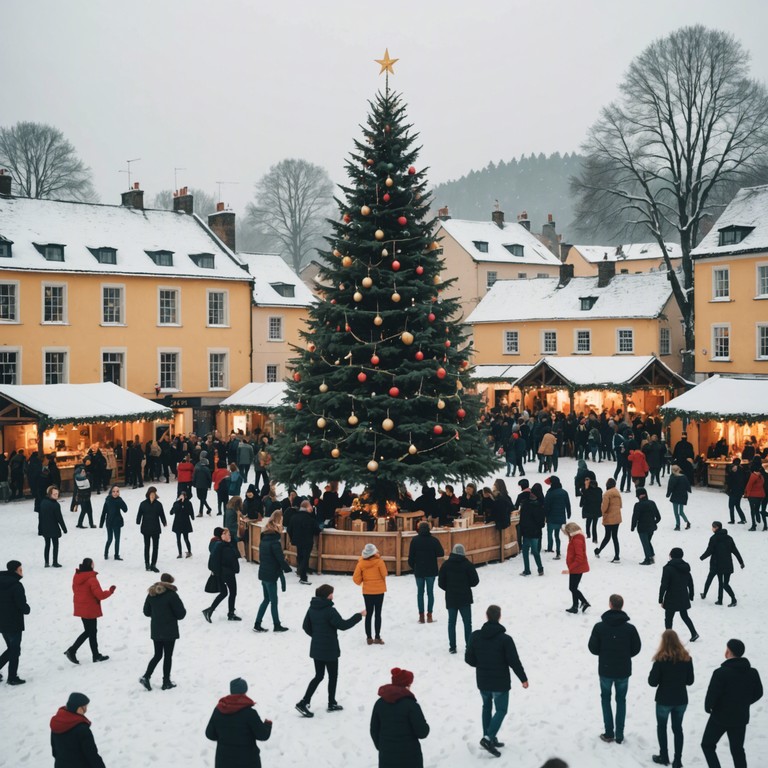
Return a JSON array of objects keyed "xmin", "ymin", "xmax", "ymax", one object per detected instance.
[{"xmin": 272, "ymin": 52, "xmax": 499, "ymax": 502}]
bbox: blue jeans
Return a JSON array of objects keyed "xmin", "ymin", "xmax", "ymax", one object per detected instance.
[
  {"xmin": 447, "ymin": 605, "xmax": 472, "ymax": 651},
  {"xmin": 480, "ymin": 690, "xmax": 509, "ymax": 741},
  {"xmin": 0, "ymin": 630, "xmax": 22, "ymax": 679},
  {"xmin": 638, "ymin": 531, "xmax": 655, "ymax": 560},
  {"xmin": 104, "ymin": 526, "xmax": 121, "ymax": 557},
  {"xmin": 521, "ymin": 537, "xmax": 543, "ymax": 573},
  {"xmin": 255, "ymin": 580, "xmax": 280, "ymax": 626},
  {"xmin": 599, "ymin": 676, "xmax": 628, "ymax": 739},
  {"xmin": 672, "ymin": 503, "xmax": 689, "ymax": 527},
  {"xmin": 546, "ymin": 523, "xmax": 561, "ymax": 555},
  {"xmin": 415, "ymin": 576, "xmax": 435, "ymax": 614},
  {"xmin": 657, "ymin": 703, "xmax": 686, "ymax": 761}
]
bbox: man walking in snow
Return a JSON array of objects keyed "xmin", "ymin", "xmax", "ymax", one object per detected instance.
[
  {"xmin": 50, "ymin": 692, "xmax": 106, "ymax": 767},
  {"xmin": 0, "ymin": 559, "xmax": 30, "ymax": 685}
]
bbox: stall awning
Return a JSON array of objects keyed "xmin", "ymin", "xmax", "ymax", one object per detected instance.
[
  {"xmin": 514, "ymin": 355, "xmax": 688, "ymax": 392},
  {"xmin": 470, "ymin": 364, "xmax": 533, "ymax": 383},
  {"xmin": 660, "ymin": 375, "xmax": 768, "ymax": 424},
  {"xmin": 0, "ymin": 382, "xmax": 173, "ymax": 429},
  {"xmin": 218, "ymin": 382, "xmax": 288, "ymax": 411}
]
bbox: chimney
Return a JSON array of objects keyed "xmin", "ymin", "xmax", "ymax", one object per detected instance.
[
  {"xmin": 558, "ymin": 263, "xmax": 574, "ymax": 287},
  {"xmin": 438, "ymin": 205, "xmax": 451, "ymax": 221},
  {"xmin": 0, "ymin": 170, "xmax": 11, "ymax": 197},
  {"xmin": 559, "ymin": 242, "xmax": 571, "ymax": 262},
  {"xmin": 491, "ymin": 205, "xmax": 505, "ymax": 229},
  {"xmin": 597, "ymin": 259, "xmax": 616, "ymax": 288},
  {"xmin": 539, "ymin": 212, "xmax": 559, "ymax": 257},
  {"xmin": 173, "ymin": 186, "xmax": 194, "ymax": 215},
  {"xmin": 517, "ymin": 211, "xmax": 531, "ymax": 231},
  {"xmin": 121, "ymin": 182, "xmax": 144, "ymax": 210},
  {"xmin": 208, "ymin": 202, "xmax": 236, "ymax": 252}
]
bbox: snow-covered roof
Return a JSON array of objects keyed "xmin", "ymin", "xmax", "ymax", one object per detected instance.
[
  {"xmin": 660, "ymin": 375, "xmax": 768, "ymax": 423},
  {"xmin": 470, "ymin": 364, "xmax": 532, "ymax": 382},
  {"xmin": 465, "ymin": 272, "xmax": 673, "ymax": 324},
  {"xmin": 692, "ymin": 184, "xmax": 768, "ymax": 257},
  {"xmin": 0, "ymin": 196, "xmax": 251, "ymax": 281},
  {"xmin": 572, "ymin": 242, "xmax": 682, "ymax": 264},
  {"xmin": 438, "ymin": 219, "xmax": 562, "ymax": 265},
  {"xmin": 0, "ymin": 382, "xmax": 172, "ymax": 426},
  {"xmin": 218, "ymin": 381, "xmax": 289, "ymax": 411},
  {"xmin": 238, "ymin": 253, "xmax": 315, "ymax": 307}
]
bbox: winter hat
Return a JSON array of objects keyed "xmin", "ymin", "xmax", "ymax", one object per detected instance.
[
  {"xmin": 66, "ymin": 692, "xmax": 90, "ymax": 713},
  {"xmin": 160, "ymin": 573, "xmax": 174, "ymax": 584},
  {"xmin": 229, "ymin": 678, "xmax": 248, "ymax": 695},
  {"xmin": 362, "ymin": 543, "xmax": 378, "ymax": 559},
  {"xmin": 390, "ymin": 667, "xmax": 414, "ymax": 687},
  {"xmin": 316, "ymin": 584, "xmax": 334, "ymax": 600},
  {"xmin": 727, "ymin": 639, "xmax": 745, "ymax": 658},
  {"xmin": 213, "ymin": 527, "xmax": 224, "ymax": 538},
  {"xmin": 670, "ymin": 547, "xmax": 684, "ymax": 559},
  {"xmin": 452, "ymin": 543, "xmax": 465, "ymax": 556}
]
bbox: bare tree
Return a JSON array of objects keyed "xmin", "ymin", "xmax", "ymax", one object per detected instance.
[
  {"xmin": 572, "ymin": 26, "xmax": 768, "ymax": 376},
  {"xmin": 0, "ymin": 122, "xmax": 97, "ymax": 201},
  {"xmin": 246, "ymin": 158, "xmax": 333, "ymax": 273},
  {"xmin": 152, "ymin": 188, "xmax": 217, "ymax": 217}
]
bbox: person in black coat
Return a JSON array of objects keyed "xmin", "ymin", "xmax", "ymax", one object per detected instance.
[
  {"xmin": 206, "ymin": 677, "xmax": 272, "ymax": 768},
  {"xmin": 465, "ymin": 604, "xmax": 528, "ymax": 756},
  {"xmin": 407, "ymin": 522, "xmax": 445, "ymax": 623},
  {"xmin": 287, "ymin": 499, "xmax": 320, "ymax": 584},
  {"xmin": 490, "ymin": 479, "xmax": 513, "ymax": 531},
  {"xmin": 139, "ymin": 572, "xmax": 186, "ymax": 691},
  {"xmin": 438, "ymin": 543, "xmax": 479, "ymax": 654},
  {"xmin": 253, "ymin": 513, "xmax": 291, "ymax": 631},
  {"xmin": 38, "ymin": 486, "xmax": 67, "ymax": 567},
  {"xmin": 517, "ymin": 481, "xmax": 546, "ymax": 576},
  {"xmin": 702, "ymin": 639, "xmax": 763, "ymax": 768},
  {"xmin": 50, "ymin": 692, "xmax": 106, "ymax": 768},
  {"xmin": 580, "ymin": 477, "xmax": 603, "ymax": 544},
  {"xmin": 724, "ymin": 459, "xmax": 747, "ymax": 525},
  {"xmin": 99, "ymin": 484, "xmax": 128, "ymax": 560},
  {"xmin": 666, "ymin": 466, "xmax": 692, "ymax": 530},
  {"xmin": 699, "ymin": 521, "xmax": 745, "ymax": 606},
  {"xmin": 631, "ymin": 488, "xmax": 661, "ymax": 565},
  {"xmin": 574, "ymin": 459, "xmax": 596, "ymax": 498},
  {"xmin": 659, "ymin": 548, "xmax": 699, "ymax": 642},
  {"xmin": 588, "ymin": 594, "xmax": 642, "ymax": 744},
  {"xmin": 0, "ymin": 560, "xmax": 30, "ymax": 685},
  {"xmin": 370, "ymin": 667, "xmax": 430, "ymax": 768},
  {"xmin": 295, "ymin": 584, "xmax": 364, "ymax": 717},
  {"xmin": 170, "ymin": 492, "xmax": 195, "ymax": 559},
  {"xmin": 128, "ymin": 441, "xmax": 144, "ymax": 489},
  {"xmin": 136, "ymin": 486, "xmax": 167, "ymax": 573},
  {"xmin": 203, "ymin": 528, "xmax": 241, "ymax": 623}
]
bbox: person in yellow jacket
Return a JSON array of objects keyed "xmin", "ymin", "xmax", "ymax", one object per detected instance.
[{"xmin": 353, "ymin": 543, "xmax": 387, "ymax": 645}]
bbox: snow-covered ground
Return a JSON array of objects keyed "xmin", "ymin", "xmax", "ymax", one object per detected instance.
[{"xmin": 1, "ymin": 457, "xmax": 766, "ymax": 767}]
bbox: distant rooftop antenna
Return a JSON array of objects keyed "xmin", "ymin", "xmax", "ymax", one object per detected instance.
[
  {"xmin": 174, "ymin": 167, "xmax": 187, "ymax": 190},
  {"xmin": 215, "ymin": 180, "xmax": 239, "ymax": 203},
  {"xmin": 118, "ymin": 158, "xmax": 141, "ymax": 190},
  {"xmin": 494, "ymin": 199, "xmax": 500, "ymax": 211}
]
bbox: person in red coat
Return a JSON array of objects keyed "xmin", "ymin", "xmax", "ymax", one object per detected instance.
[
  {"xmin": 64, "ymin": 558, "xmax": 116, "ymax": 665},
  {"xmin": 744, "ymin": 461, "xmax": 766, "ymax": 531},
  {"xmin": 628, "ymin": 449, "xmax": 650, "ymax": 489},
  {"xmin": 176, "ymin": 454, "xmax": 195, "ymax": 498},
  {"xmin": 563, "ymin": 522, "xmax": 590, "ymax": 614}
]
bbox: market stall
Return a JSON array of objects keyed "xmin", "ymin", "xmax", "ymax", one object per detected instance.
[
  {"xmin": 470, "ymin": 364, "xmax": 532, "ymax": 410},
  {"xmin": 218, "ymin": 381, "xmax": 288, "ymax": 438}
]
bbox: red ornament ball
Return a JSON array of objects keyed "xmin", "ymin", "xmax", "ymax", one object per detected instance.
[
  {"xmin": 296, "ymin": 402, "xmax": 303, "ymax": 411},
  {"xmin": 460, "ymin": 360, "xmax": 469, "ymax": 369},
  {"xmin": 366, "ymin": 158, "xmax": 374, "ymax": 166},
  {"xmin": 391, "ymin": 260, "xmax": 401, "ymax": 271},
  {"xmin": 457, "ymin": 408, "xmax": 466, "ymax": 420},
  {"xmin": 330, "ymin": 299, "xmax": 336, "ymax": 305},
  {"xmin": 415, "ymin": 350, "xmax": 424, "ymax": 361},
  {"xmin": 343, "ymin": 213, "xmax": 351, "ymax": 223},
  {"xmin": 416, "ymin": 265, "xmax": 424, "ymax": 275},
  {"xmin": 433, "ymin": 424, "xmax": 443, "ymax": 435},
  {"xmin": 408, "ymin": 166, "xmax": 416, "ymax": 175},
  {"xmin": 293, "ymin": 372, "xmax": 301, "ymax": 382},
  {"xmin": 357, "ymin": 371, "xmax": 367, "ymax": 383},
  {"xmin": 397, "ymin": 216, "xmax": 407, "ymax": 226},
  {"xmin": 445, "ymin": 340, "xmax": 451, "ymax": 348},
  {"xmin": 383, "ymin": 193, "xmax": 391, "ymax": 203},
  {"xmin": 301, "ymin": 444, "xmax": 312, "ymax": 456},
  {"xmin": 371, "ymin": 354, "xmax": 380, "ymax": 366},
  {"xmin": 345, "ymin": 324, "xmax": 351, "ymax": 332},
  {"xmin": 436, "ymin": 367, "xmax": 447, "ymax": 379},
  {"xmin": 428, "ymin": 312, "xmax": 436, "ymax": 323},
  {"xmin": 389, "ymin": 386, "xmax": 400, "ymax": 397}
]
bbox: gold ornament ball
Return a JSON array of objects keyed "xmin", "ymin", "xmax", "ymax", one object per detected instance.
[
  {"xmin": 342, "ymin": 256, "xmax": 353, "ymax": 267},
  {"xmin": 401, "ymin": 331, "xmax": 414, "ymax": 345},
  {"xmin": 361, "ymin": 205, "xmax": 371, "ymax": 216},
  {"xmin": 332, "ymin": 248, "xmax": 341, "ymax": 258},
  {"xmin": 348, "ymin": 414, "xmax": 359, "ymax": 426},
  {"xmin": 382, "ymin": 418, "xmax": 395, "ymax": 432},
  {"xmin": 331, "ymin": 447, "xmax": 340, "ymax": 458},
  {"xmin": 319, "ymin": 382, "xmax": 329, "ymax": 393},
  {"xmin": 437, "ymin": 399, "xmax": 446, "ymax": 410},
  {"xmin": 408, "ymin": 444, "xmax": 417, "ymax": 455},
  {"xmin": 316, "ymin": 417, "xmax": 327, "ymax": 429},
  {"xmin": 433, "ymin": 275, "xmax": 442, "ymax": 285},
  {"xmin": 428, "ymin": 241, "xmax": 440, "ymax": 252},
  {"xmin": 373, "ymin": 315, "xmax": 383, "ymax": 326},
  {"xmin": 385, "ymin": 177, "xmax": 394, "ymax": 187},
  {"xmin": 362, "ymin": 276, "xmax": 373, "ymax": 288},
  {"xmin": 353, "ymin": 291, "xmax": 363, "ymax": 302},
  {"xmin": 375, "ymin": 229, "xmax": 385, "ymax": 241},
  {"xmin": 381, "ymin": 248, "xmax": 389, "ymax": 257},
  {"xmin": 391, "ymin": 291, "xmax": 401, "ymax": 303},
  {"xmin": 367, "ymin": 459, "xmax": 379, "ymax": 472}
]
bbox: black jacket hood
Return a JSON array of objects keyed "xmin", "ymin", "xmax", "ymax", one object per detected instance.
[{"xmin": 600, "ymin": 609, "xmax": 631, "ymax": 625}]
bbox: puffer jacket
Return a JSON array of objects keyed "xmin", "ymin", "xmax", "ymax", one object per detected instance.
[
  {"xmin": 353, "ymin": 554, "xmax": 388, "ymax": 595},
  {"xmin": 600, "ymin": 487, "xmax": 623, "ymax": 525},
  {"xmin": 143, "ymin": 580, "xmax": 186, "ymax": 640},
  {"xmin": 72, "ymin": 570, "xmax": 114, "ymax": 619}
]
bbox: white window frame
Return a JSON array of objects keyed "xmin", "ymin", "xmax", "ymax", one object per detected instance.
[
  {"xmin": 0, "ymin": 346, "xmax": 21, "ymax": 384},
  {"xmin": 503, "ymin": 330, "xmax": 519, "ymax": 355},
  {"xmin": 101, "ymin": 283, "xmax": 126, "ymax": 326},
  {"xmin": 157, "ymin": 286, "xmax": 181, "ymax": 327},
  {"xmin": 41, "ymin": 282, "xmax": 67, "ymax": 324},
  {"xmin": 0, "ymin": 280, "xmax": 20, "ymax": 323},
  {"xmin": 541, "ymin": 330, "xmax": 557, "ymax": 355},
  {"xmin": 756, "ymin": 263, "xmax": 768, "ymax": 299},
  {"xmin": 712, "ymin": 266, "xmax": 730, "ymax": 301},
  {"xmin": 659, "ymin": 327, "xmax": 671, "ymax": 356},
  {"xmin": 42, "ymin": 347, "xmax": 69, "ymax": 385},
  {"xmin": 757, "ymin": 324, "xmax": 768, "ymax": 361},
  {"xmin": 711, "ymin": 324, "xmax": 731, "ymax": 361},
  {"xmin": 101, "ymin": 347, "xmax": 127, "ymax": 388},
  {"xmin": 265, "ymin": 364, "xmax": 279, "ymax": 383},
  {"xmin": 208, "ymin": 349, "xmax": 230, "ymax": 391},
  {"xmin": 574, "ymin": 328, "xmax": 591, "ymax": 354},
  {"xmin": 267, "ymin": 315, "xmax": 284, "ymax": 342},
  {"xmin": 486, "ymin": 271, "xmax": 498, "ymax": 291},
  {"xmin": 206, "ymin": 289, "xmax": 229, "ymax": 327},
  {"xmin": 616, "ymin": 328, "xmax": 634, "ymax": 354},
  {"xmin": 158, "ymin": 348, "xmax": 182, "ymax": 392}
]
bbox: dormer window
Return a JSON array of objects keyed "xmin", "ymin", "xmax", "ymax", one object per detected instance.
[
  {"xmin": 0, "ymin": 238, "xmax": 11, "ymax": 258},
  {"xmin": 146, "ymin": 250, "xmax": 174, "ymax": 267},
  {"xmin": 473, "ymin": 240, "xmax": 489, "ymax": 253},
  {"xmin": 504, "ymin": 244, "xmax": 524, "ymax": 258},
  {"xmin": 270, "ymin": 282, "xmax": 295, "ymax": 298},
  {"xmin": 88, "ymin": 247, "xmax": 117, "ymax": 265},
  {"xmin": 190, "ymin": 253, "xmax": 215, "ymax": 269},
  {"xmin": 580, "ymin": 296, "xmax": 598, "ymax": 311},
  {"xmin": 718, "ymin": 225, "xmax": 754, "ymax": 247},
  {"xmin": 34, "ymin": 243, "xmax": 65, "ymax": 262}
]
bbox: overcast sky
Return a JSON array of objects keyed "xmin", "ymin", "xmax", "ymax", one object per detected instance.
[{"xmin": 2, "ymin": 0, "xmax": 767, "ymax": 214}]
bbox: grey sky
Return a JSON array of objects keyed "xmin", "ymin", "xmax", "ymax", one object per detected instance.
[{"xmin": 2, "ymin": 0, "xmax": 767, "ymax": 215}]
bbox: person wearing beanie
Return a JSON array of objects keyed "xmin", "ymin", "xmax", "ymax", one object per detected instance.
[
  {"xmin": 139, "ymin": 572, "xmax": 186, "ymax": 692},
  {"xmin": 370, "ymin": 667, "xmax": 430, "ymax": 768},
  {"xmin": 438, "ymin": 542, "xmax": 479, "ymax": 654},
  {"xmin": 543, "ymin": 475, "xmax": 571, "ymax": 560},
  {"xmin": 206, "ymin": 678, "xmax": 272, "ymax": 768},
  {"xmin": 252, "ymin": 512, "xmax": 291, "ymax": 631},
  {"xmin": 204, "ymin": 527, "xmax": 242, "ymax": 624},
  {"xmin": 0, "ymin": 559, "xmax": 30, "ymax": 685},
  {"xmin": 562, "ymin": 522, "xmax": 590, "ymax": 614},
  {"xmin": 353, "ymin": 542, "xmax": 388, "ymax": 645},
  {"xmin": 192, "ymin": 455, "xmax": 213, "ymax": 516},
  {"xmin": 702, "ymin": 639, "xmax": 763, "ymax": 767},
  {"xmin": 407, "ymin": 521, "xmax": 445, "ymax": 624},
  {"xmin": 50, "ymin": 692, "xmax": 105, "ymax": 768},
  {"xmin": 295, "ymin": 584, "xmax": 365, "ymax": 717},
  {"xmin": 699, "ymin": 521, "xmax": 745, "ymax": 606},
  {"xmin": 64, "ymin": 558, "xmax": 115, "ymax": 665},
  {"xmin": 631, "ymin": 488, "xmax": 661, "ymax": 565},
  {"xmin": 465, "ymin": 604, "xmax": 528, "ymax": 757},
  {"xmin": 136, "ymin": 486, "xmax": 167, "ymax": 573},
  {"xmin": 658, "ymin": 548, "xmax": 699, "ymax": 643}
]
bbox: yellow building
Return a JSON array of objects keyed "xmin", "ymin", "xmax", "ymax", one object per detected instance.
[
  {"xmin": 435, "ymin": 209, "xmax": 562, "ymax": 318},
  {"xmin": 0, "ymin": 187, "xmax": 253, "ymax": 440},
  {"xmin": 565, "ymin": 242, "xmax": 682, "ymax": 277}
]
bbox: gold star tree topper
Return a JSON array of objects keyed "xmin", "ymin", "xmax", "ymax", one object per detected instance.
[{"xmin": 375, "ymin": 48, "xmax": 398, "ymax": 75}]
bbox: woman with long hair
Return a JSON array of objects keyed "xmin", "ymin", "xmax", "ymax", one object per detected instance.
[
  {"xmin": 38, "ymin": 485, "xmax": 67, "ymax": 567},
  {"xmin": 562, "ymin": 521, "xmax": 590, "ymax": 614},
  {"xmin": 136, "ymin": 486, "xmax": 167, "ymax": 573},
  {"xmin": 490, "ymin": 478, "xmax": 513, "ymax": 532},
  {"xmin": 648, "ymin": 630, "xmax": 694, "ymax": 768},
  {"xmin": 170, "ymin": 491, "xmax": 195, "ymax": 559},
  {"xmin": 595, "ymin": 477, "xmax": 622, "ymax": 562},
  {"xmin": 253, "ymin": 512, "xmax": 291, "ymax": 632},
  {"xmin": 99, "ymin": 484, "xmax": 127, "ymax": 560}
]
